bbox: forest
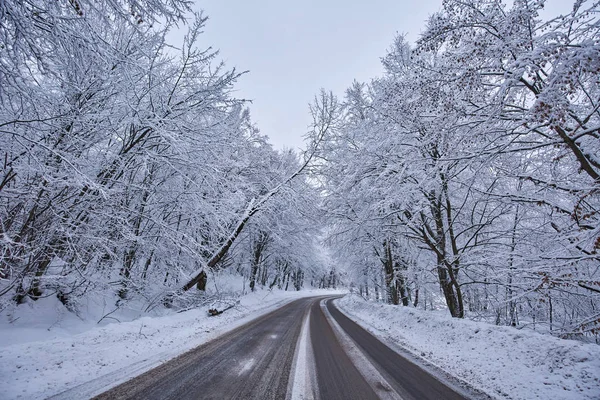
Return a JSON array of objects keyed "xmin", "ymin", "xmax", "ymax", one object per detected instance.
[
  {"xmin": 0, "ymin": 0, "xmax": 331, "ymax": 314},
  {"xmin": 1, "ymin": 0, "xmax": 599, "ymax": 342},
  {"xmin": 315, "ymin": 0, "xmax": 600, "ymax": 339}
]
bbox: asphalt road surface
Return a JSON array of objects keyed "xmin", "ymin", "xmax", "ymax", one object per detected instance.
[{"xmin": 93, "ymin": 296, "xmax": 479, "ymax": 400}]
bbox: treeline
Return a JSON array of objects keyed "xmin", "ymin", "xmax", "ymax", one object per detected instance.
[
  {"xmin": 315, "ymin": 0, "xmax": 600, "ymax": 338},
  {"xmin": 0, "ymin": 0, "xmax": 324, "ymax": 311}
]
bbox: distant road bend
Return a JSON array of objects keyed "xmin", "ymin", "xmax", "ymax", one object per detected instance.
[{"xmin": 91, "ymin": 296, "xmax": 483, "ymax": 400}]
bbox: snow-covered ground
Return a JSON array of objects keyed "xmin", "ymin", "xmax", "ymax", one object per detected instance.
[
  {"xmin": 0, "ymin": 288, "xmax": 342, "ymax": 400},
  {"xmin": 335, "ymin": 294, "xmax": 600, "ymax": 400}
]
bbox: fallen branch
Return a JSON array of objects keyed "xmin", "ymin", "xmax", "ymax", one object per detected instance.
[{"xmin": 208, "ymin": 303, "xmax": 236, "ymax": 316}]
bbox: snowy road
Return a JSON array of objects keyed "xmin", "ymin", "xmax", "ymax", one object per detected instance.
[{"xmin": 92, "ymin": 296, "xmax": 476, "ymax": 400}]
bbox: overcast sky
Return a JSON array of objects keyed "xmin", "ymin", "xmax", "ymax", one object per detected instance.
[{"xmin": 179, "ymin": 0, "xmax": 571, "ymax": 151}]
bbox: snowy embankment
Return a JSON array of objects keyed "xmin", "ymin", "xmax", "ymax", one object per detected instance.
[
  {"xmin": 336, "ymin": 295, "xmax": 600, "ymax": 400},
  {"xmin": 0, "ymin": 289, "xmax": 341, "ymax": 400}
]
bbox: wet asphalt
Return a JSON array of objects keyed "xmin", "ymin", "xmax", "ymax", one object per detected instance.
[
  {"xmin": 325, "ymin": 298, "xmax": 469, "ymax": 400},
  {"xmin": 92, "ymin": 296, "xmax": 475, "ymax": 400}
]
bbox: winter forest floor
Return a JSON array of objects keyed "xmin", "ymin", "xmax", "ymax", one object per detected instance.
[
  {"xmin": 0, "ymin": 289, "xmax": 343, "ymax": 400},
  {"xmin": 335, "ymin": 295, "xmax": 600, "ymax": 400}
]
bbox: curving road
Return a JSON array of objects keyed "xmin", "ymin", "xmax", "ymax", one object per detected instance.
[{"xmin": 92, "ymin": 296, "xmax": 482, "ymax": 400}]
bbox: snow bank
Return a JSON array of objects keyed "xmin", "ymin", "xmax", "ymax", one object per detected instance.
[
  {"xmin": 336, "ymin": 295, "xmax": 600, "ymax": 400},
  {"xmin": 0, "ymin": 289, "xmax": 342, "ymax": 400}
]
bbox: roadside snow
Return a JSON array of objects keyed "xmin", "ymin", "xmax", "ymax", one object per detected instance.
[
  {"xmin": 335, "ymin": 294, "xmax": 600, "ymax": 400},
  {"xmin": 0, "ymin": 289, "xmax": 341, "ymax": 400}
]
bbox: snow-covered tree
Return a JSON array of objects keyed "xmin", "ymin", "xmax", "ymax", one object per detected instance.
[
  {"xmin": 0, "ymin": 0, "xmax": 324, "ymax": 312},
  {"xmin": 315, "ymin": 0, "xmax": 600, "ymax": 338}
]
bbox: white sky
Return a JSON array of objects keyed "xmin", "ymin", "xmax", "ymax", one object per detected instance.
[{"xmin": 177, "ymin": 0, "xmax": 572, "ymax": 151}]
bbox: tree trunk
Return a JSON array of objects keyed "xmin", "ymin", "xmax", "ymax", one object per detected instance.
[
  {"xmin": 249, "ymin": 231, "xmax": 268, "ymax": 292},
  {"xmin": 396, "ymin": 270, "xmax": 409, "ymax": 306},
  {"xmin": 421, "ymin": 193, "xmax": 464, "ymax": 318},
  {"xmin": 195, "ymin": 271, "xmax": 207, "ymax": 291},
  {"xmin": 383, "ymin": 241, "xmax": 399, "ymax": 305}
]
